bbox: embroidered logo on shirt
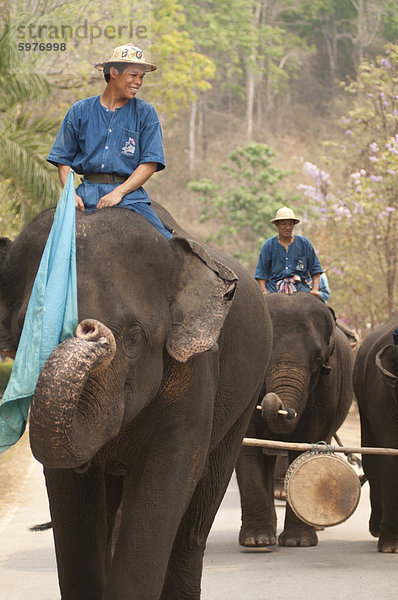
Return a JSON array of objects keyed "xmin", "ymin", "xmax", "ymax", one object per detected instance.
[{"xmin": 121, "ymin": 137, "xmax": 136, "ymax": 156}]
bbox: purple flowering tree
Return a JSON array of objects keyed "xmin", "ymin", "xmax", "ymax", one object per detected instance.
[{"xmin": 301, "ymin": 44, "xmax": 398, "ymax": 329}]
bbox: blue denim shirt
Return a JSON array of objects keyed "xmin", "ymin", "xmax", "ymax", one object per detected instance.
[
  {"xmin": 47, "ymin": 95, "xmax": 165, "ymax": 210},
  {"xmin": 255, "ymin": 235, "xmax": 323, "ymax": 293}
]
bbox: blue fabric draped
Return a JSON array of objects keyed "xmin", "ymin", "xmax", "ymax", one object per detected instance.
[{"xmin": 0, "ymin": 171, "xmax": 78, "ymax": 453}]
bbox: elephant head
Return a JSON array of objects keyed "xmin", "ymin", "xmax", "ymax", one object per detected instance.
[
  {"xmin": 375, "ymin": 344, "xmax": 398, "ymax": 390},
  {"xmin": 0, "ymin": 210, "xmax": 237, "ymax": 469},
  {"xmin": 260, "ymin": 293, "xmax": 336, "ymax": 434}
]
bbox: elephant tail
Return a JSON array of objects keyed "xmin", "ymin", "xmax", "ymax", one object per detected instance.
[{"xmin": 29, "ymin": 521, "xmax": 52, "ymax": 532}]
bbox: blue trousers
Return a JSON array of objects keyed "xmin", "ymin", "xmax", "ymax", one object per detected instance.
[
  {"xmin": 84, "ymin": 202, "xmax": 172, "ymax": 240},
  {"xmin": 127, "ymin": 202, "xmax": 173, "ymax": 240}
]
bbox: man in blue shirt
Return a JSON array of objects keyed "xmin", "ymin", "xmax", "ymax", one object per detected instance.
[
  {"xmin": 255, "ymin": 206, "xmax": 322, "ymax": 296},
  {"xmin": 47, "ymin": 43, "xmax": 172, "ymax": 239}
]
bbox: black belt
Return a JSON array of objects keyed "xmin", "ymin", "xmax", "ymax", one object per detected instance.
[{"xmin": 83, "ymin": 173, "xmax": 128, "ymax": 184}]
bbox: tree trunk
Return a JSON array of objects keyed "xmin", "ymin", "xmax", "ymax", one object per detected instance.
[
  {"xmin": 246, "ymin": 66, "xmax": 255, "ymax": 141},
  {"xmin": 189, "ymin": 100, "xmax": 197, "ymax": 173}
]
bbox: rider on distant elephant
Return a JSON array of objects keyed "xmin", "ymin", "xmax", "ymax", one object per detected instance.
[{"xmin": 255, "ymin": 207, "xmax": 323, "ymax": 297}]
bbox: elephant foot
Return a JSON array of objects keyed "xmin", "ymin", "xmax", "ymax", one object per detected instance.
[
  {"xmin": 377, "ymin": 534, "xmax": 398, "ymax": 553},
  {"xmin": 239, "ymin": 525, "xmax": 276, "ymax": 547},
  {"xmin": 278, "ymin": 527, "xmax": 318, "ymax": 547}
]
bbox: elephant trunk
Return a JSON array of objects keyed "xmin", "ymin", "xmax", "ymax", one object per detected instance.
[
  {"xmin": 261, "ymin": 361, "xmax": 309, "ymax": 434},
  {"xmin": 29, "ymin": 319, "xmax": 119, "ymax": 469}
]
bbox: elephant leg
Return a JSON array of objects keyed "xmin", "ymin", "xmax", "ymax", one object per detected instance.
[
  {"xmin": 274, "ymin": 453, "xmax": 288, "ymax": 500},
  {"xmin": 279, "ymin": 501, "xmax": 318, "ymax": 547},
  {"xmin": 359, "ymin": 411, "xmax": 382, "ymax": 538},
  {"xmin": 160, "ymin": 401, "xmax": 257, "ymax": 600},
  {"xmin": 278, "ymin": 451, "xmax": 317, "ymax": 547},
  {"xmin": 103, "ymin": 364, "xmax": 218, "ymax": 600},
  {"xmin": 235, "ymin": 445, "xmax": 277, "ymax": 547},
  {"xmin": 361, "ymin": 404, "xmax": 398, "ymax": 552},
  {"xmin": 378, "ymin": 454, "xmax": 398, "ymax": 553},
  {"xmin": 44, "ymin": 464, "xmax": 107, "ymax": 600}
]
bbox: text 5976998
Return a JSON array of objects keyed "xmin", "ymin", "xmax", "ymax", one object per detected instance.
[{"xmin": 18, "ymin": 42, "xmax": 66, "ymax": 51}]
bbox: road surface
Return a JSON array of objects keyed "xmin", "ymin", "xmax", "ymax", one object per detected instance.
[{"xmin": 1, "ymin": 407, "xmax": 398, "ymax": 600}]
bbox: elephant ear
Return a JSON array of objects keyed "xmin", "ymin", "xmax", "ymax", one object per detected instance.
[
  {"xmin": 167, "ymin": 236, "xmax": 238, "ymax": 363},
  {"xmin": 0, "ymin": 238, "xmax": 14, "ymax": 358},
  {"xmin": 375, "ymin": 345, "xmax": 398, "ymax": 389}
]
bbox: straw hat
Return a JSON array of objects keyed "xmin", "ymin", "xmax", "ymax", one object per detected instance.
[
  {"xmin": 270, "ymin": 207, "xmax": 300, "ymax": 224},
  {"xmin": 94, "ymin": 43, "xmax": 157, "ymax": 73}
]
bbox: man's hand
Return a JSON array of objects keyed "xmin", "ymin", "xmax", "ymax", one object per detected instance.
[
  {"xmin": 75, "ymin": 193, "xmax": 85, "ymax": 212},
  {"xmin": 256, "ymin": 278, "xmax": 268, "ymax": 296},
  {"xmin": 96, "ymin": 187, "xmax": 124, "ymax": 209},
  {"xmin": 310, "ymin": 273, "xmax": 321, "ymax": 298}
]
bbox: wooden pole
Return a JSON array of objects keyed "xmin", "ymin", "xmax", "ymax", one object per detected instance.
[{"xmin": 242, "ymin": 438, "xmax": 398, "ymax": 456}]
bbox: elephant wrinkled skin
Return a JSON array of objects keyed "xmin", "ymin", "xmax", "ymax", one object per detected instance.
[
  {"xmin": 0, "ymin": 203, "xmax": 272, "ymax": 600},
  {"xmin": 353, "ymin": 316, "xmax": 398, "ymax": 553},
  {"xmin": 236, "ymin": 292, "xmax": 354, "ymax": 548}
]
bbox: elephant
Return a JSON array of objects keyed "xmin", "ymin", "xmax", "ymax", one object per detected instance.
[
  {"xmin": 352, "ymin": 315, "xmax": 398, "ymax": 553},
  {"xmin": 236, "ymin": 291, "xmax": 354, "ymax": 548},
  {"xmin": 0, "ymin": 202, "xmax": 272, "ymax": 600}
]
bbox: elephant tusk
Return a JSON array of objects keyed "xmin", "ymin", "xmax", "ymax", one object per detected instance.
[{"xmin": 256, "ymin": 406, "xmax": 297, "ymax": 420}]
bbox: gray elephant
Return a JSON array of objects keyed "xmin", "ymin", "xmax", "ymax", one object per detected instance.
[
  {"xmin": 236, "ymin": 292, "xmax": 354, "ymax": 548},
  {"xmin": 0, "ymin": 203, "xmax": 272, "ymax": 599},
  {"xmin": 352, "ymin": 316, "xmax": 398, "ymax": 553}
]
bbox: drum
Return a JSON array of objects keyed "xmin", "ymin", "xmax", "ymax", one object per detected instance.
[{"xmin": 284, "ymin": 450, "xmax": 361, "ymax": 528}]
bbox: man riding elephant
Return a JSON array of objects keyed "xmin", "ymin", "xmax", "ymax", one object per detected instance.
[
  {"xmin": 47, "ymin": 42, "xmax": 172, "ymax": 239},
  {"xmin": 255, "ymin": 206, "xmax": 323, "ymax": 297}
]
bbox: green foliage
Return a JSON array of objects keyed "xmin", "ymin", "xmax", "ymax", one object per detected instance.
[
  {"xmin": 148, "ymin": 0, "xmax": 215, "ymax": 117},
  {"xmin": 189, "ymin": 142, "xmax": 294, "ymax": 266},
  {"xmin": 181, "ymin": 0, "xmax": 308, "ymax": 98},
  {"xmin": 0, "ymin": 14, "xmax": 62, "ymax": 230},
  {"xmin": 381, "ymin": 0, "xmax": 398, "ymax": 42},
  {"xmin": 280, "ymin": 0, "xmax": 356, "ymax": 83}
]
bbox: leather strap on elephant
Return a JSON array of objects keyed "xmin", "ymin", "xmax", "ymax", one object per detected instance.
[{"xmin": 375, "ymin": 345, "xmax": 398, "ymax": 389}]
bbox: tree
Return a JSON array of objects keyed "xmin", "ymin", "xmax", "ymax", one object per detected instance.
[
  {"xmin": 181, "ymin": 0, "xmax": 308, "ymax": 160},
  {"xmin": 281, "ymin": 0, "xmax": 357, "ymax": 93},
  {"xmin": 189, "ymin": 142, "xmax": 294, "ymax": 266},
  {"xmin": 0, "ymin": 14, "xmax": 61, "ymax": 232},
  {"xmin": 298, "ymin": 44, "xmax": 398, "ymax": 329}
]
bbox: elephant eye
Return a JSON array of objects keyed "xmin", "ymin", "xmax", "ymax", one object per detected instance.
[
  {"xmin": 122, "ymin": 323, "xmax": 147, "ymax": 360},
  {"xmin": 311, "ymin": 354, "xmax": 323, "ymax": 372}
]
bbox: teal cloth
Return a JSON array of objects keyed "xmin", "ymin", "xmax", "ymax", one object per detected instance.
[{"xmin": 0, "ymin": 172, "xmax": 78, "ymax": 453}]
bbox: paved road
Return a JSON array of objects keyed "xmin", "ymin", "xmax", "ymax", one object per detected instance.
[{"xmin": 1, "ymin": 411, "xmax": 398, "ymax": 600}]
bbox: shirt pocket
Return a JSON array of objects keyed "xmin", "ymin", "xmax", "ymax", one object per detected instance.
[
  {"xmin": 295, "ymin": 256, "xmax": 307, "ymax": 272},
  {"xmin": 120, "ymin": 128, "xmax": 140, "ymax": 167}
]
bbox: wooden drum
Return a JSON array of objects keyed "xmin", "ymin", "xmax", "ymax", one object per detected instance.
[{"xmin": 284, "ymin": 450, "xmax": 361, "ymax": 528}]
